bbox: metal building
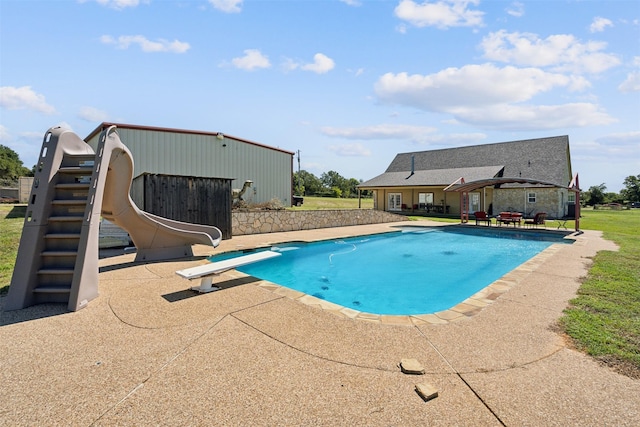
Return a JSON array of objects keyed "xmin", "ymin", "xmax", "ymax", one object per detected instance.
[{"xmin": 84, "ymin": 123, "xmax": 295, "ymax": 207}]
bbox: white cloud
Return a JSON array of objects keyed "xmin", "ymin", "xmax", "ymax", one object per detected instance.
[
  {"xmin": 81, "ymin": 0, "xmax": 145, "ymax": 10},
  {"xmin": 78, "ymin": 106, "xmax": 109, "ymax": 122},
  {"xmin": 340, "ymin": 0, "xmax": 362, "ymax": 6},
  {"xmin": 595, "ymin": 131, "xmax": 640, "ymax": 146},
  {"xmin": 450, "ymin": 103, "xmax": 616, "ymax": 130},
  {"xmin": 231, "ymin": 49, "xmax": 271, "ymax": 71},
  {"xmin": 417, "ymin": 132, "xmax": 487, "ymax": 146},
  {"xmin": 0, "ymin": 86, "xmax": 56, "ymax": 114},
  {"xmin": 506, "ymin": 1, "xmax": 524, "ymax": 17},
  {"xmin": 394, "ymin": 0, "xmax": 484, "ymax": 29},
  {"xmin": 0, "ymin": 124, "xmax": 10, "ymax": 141},
  {"xmin": 284, "ymin": 53, "xmax": 335, "ymax": 74},
  {"xmin": 480, "ymin": 30, "xmax": 621, "ymax": 74},
  {"xmin": 209, "ymin": 0, "xmax": 242, "ymax": 13},
  {"xmin": 328, "ymin": 143, "xmax": 371, "ymax": 157},
  {"xmin": 577, "ymin": 132, "xmax": 640, "ymax": 164},
  {"xmin": 373, "ymin": 64, "xmax": 615, "ymax": 130},
  {"xmin": 590, "ymin": 16, "xmax": 613, "ymax": 33},
  {"xmin": 100, "ymin": 35, "xmax": 190, "ymax": 53},
  {"xmin": 301, "ymin": 53, "xmax": 335, "ymax": 74},
  {"xmin": 375, "ymin": 64, "xmax": 589, "ymax": 111},
  {"xmin": 618, "ymin": 56, "xmax": 640, "ymax": 92},
  {"xmin": 321, "ymin": 124, "xmax": 437, "ymax": 141},
  {"xmin": 321, "ymin": 124, "xmax": 486, "ymax": 146},
  {"xmin": 619, "ymin": 72, "xmax": 640, "ymax": 92}
]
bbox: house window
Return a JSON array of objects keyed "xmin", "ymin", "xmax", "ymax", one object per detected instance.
[
  {"xmin": 528, "ymin": 192, "xmax": 536, "ymax": 203},
  {"xmin": 418, "ymin": 192, "xmax": 434, "ymax": 210},
  {"xmin": 568, "ymin": 192, "xmax": 576, "ymax": 203},
  {"xmin": 388, "ymin": 193, "xmax": 402, "ymax": 211},
  {"xmin": 470, "ymin": 192, "xmax": 481, "ymax": 213}
]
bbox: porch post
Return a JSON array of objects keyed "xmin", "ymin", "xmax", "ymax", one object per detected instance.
[
  {"xmin": 574, "ymin": 175, "xmax": 580, "ymax": 231},
  {"xmin": 460, "ymin": 191, "xmax": 469, "ymax": 223}
]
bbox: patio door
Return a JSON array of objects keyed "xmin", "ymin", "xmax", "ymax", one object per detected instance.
[{"xmin": 388, "ymin": 193, "xmax": 402, "ymax": 211}]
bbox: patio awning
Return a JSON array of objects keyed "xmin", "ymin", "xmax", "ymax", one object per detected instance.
[{"xmin": 443, "ymin": 177, "xmax": 578, "ymax": 193}]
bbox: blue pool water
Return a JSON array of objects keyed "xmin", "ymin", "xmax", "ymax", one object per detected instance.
[{"xmin": 210, "ymin": 227, "xmax": 570, "ymax": 315}]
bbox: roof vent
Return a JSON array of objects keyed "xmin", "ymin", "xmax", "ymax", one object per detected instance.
[{"xmin": 406, "ymin": 155, "xmax": 415, "ymax": 179}]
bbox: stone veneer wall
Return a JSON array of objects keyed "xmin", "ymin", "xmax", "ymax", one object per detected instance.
[
  {"xmin": 232, "ymin": 209, "xmax": 408, "ymax": 236},
  {"xmin": 493, "ymin": 188, "xmax": 565, "ymax": 217}
]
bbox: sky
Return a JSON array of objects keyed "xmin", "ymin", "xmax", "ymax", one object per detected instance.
[{"xmin": 1, "ymin": 0, "xmax": 639, "ymax": 193}]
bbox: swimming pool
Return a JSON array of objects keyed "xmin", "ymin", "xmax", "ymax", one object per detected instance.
[{"xmin": 210, "ymin": 227, "xmax": 571, "ymax": 315}]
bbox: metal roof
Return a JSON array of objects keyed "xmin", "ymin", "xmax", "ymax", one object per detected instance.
[
  {"xmin": 443, "ymin": 177, "xmax": 578, "ymax": 193},
  {"xmin": 84, "ymin": 122, "xmax": 295, "ymax": 156}
]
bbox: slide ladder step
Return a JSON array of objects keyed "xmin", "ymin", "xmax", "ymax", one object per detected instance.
[
  {"xmin": 58, "ymin": 166, "xmax": 94, "ymax": 174},
  {"xmin": 38, "ymin": 268, "xmax": 75, "ymax": 275},
  {"xmin": 49, "ymin": 216, "xmax": 84, "ymax": 222},
  {"xmin": 33, "ymin": 286, "xmax": 72, "ymax": 294}
]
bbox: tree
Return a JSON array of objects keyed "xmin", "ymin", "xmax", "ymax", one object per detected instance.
[
  {"xmin": 621, "ymin": 175, "xmax": 640, "ymax": 202},
  {"xmin": 586, "ymin": 183, "xmax": 607, "ymax": 206},
  {"xmin": 320, "ymin": 170, "xmax": 345, "ymax": 190},
  {"xmin": 0, "ymin": 145, "xmax": 32, "ymax": 186},
  {"xmin": 294, "ymin": 170, "xmax": 322, "ymax": 196},
  {"xmin": 344, "ymin": 178, "xmax": 360, "ymax": 198}
]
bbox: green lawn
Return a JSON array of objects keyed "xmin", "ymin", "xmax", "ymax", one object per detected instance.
[
  {"xmin": 289, "ymin": 196, "xmax": 373, "ymax": 210},
  {"xmin": 1, "ymin": 203, "xmax": 638, "ymax": 378},
  {"xmin": 0, "ymin": 204, "xmax": 26, "ymax": 295},
  {"xmin": 558, "ymin": 208, "xmax": 640, "ymax": 379}
]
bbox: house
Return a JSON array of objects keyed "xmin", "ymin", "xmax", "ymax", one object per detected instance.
[
  {"xmin": 85, "ymin": 123, "xmax": 296, "ymax": 207},
  {"xmin": 358, "ymin": 135, "xmax": 576, "ymax": 219}
]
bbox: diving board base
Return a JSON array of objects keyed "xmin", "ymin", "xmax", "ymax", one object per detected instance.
[
  {"xmin": 191, "ymin": 276, "xmax": 222, "ymax": 293},
  {"xmin": 176, "ymin": 251, "xmax": 282, "ymax": 293}
]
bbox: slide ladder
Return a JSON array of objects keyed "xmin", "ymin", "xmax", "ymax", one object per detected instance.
[{"xmin": 6, "ymin": 126, "xmax": 222, "ymax": 311}]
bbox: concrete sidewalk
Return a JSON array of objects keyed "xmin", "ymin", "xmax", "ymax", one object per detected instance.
[{"xmin": 1, "ymin": 222, "xmax": 638, "ymax": 426}]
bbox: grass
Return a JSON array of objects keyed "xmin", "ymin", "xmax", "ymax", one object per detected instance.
[
  {"xmin": 0, "ymin": 204, "xmax": 26, "ymax": 295},
  {"xmin": 289, "ymin": 196, "xmax": 373, "ymax": 210},
  {"xmin": 2, "ymin": 201, "xmax": 639, "ymax": 378},
  {"xmin": 558, "ymin": 208, "xmax": 640, "ymax": 379}
]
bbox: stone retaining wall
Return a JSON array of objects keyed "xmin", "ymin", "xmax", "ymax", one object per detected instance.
[{"xmin": 232, "ymin": 209, "xmax": 408, "ymax": 236}]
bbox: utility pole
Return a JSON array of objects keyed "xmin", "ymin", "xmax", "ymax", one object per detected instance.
[{"xmin": 297, "ymin": 150, "xmax": 301, "ymax": 173}]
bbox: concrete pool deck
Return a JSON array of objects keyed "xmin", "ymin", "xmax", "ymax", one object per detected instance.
[{"xmin": 1, "ymin": 221, "xmax": 639, "ymax": 425}]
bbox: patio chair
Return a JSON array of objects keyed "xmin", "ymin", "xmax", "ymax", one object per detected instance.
[
  {"xmin": 473, "ymin": 211, "xmax": 492, "ymax": 226},
  {"xmin": 524, "ymin": 212, "xmax": 546, "ymax": 228}
]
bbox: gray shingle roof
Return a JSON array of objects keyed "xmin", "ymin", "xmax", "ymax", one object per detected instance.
[
  {"xmin": 359, "ymin": 165, "xmax": 504, "ymax": 188},
  {"xmin": 359, "ymin": 135, "xmax": 571, "ymax": 188}
]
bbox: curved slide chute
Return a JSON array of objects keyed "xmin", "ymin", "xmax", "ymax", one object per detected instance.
[
  {"xmin": 6, "ymin": 126, "xmax": 222, "ymax": 311},
  {"xmin": 98, "ymin": 127, "xmax": 221, "ymax": 261}
]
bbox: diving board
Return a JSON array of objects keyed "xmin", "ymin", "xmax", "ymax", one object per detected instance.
[{"xmin": 176, "ymin": 251, "xmax": 281, "ymax": 293}]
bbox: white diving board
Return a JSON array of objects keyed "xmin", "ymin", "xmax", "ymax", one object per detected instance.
[{"xmin": 176, "ymin": 250, "xmax": 281, "ymax": 293}]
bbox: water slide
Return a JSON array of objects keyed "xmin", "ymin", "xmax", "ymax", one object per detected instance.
[{"xmin": 6, "ymin": 126, "xmax": 222, "ymax": 311}]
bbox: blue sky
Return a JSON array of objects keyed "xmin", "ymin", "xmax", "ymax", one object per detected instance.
[{"xmin": 1, "ymin": 0, "xmax": 638, "ymax": 192}]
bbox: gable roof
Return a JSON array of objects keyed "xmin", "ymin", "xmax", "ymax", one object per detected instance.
[{"xmin": 359, "ymin": 135, "xmax": 571, "ymax": 188}]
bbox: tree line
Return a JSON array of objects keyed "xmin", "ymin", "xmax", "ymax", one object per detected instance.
[
  {"xmin": 584, "ymin": 177, "xmax": 640, "ymax": 206},
  {"xmin": 0, "ymin": 145, "xmax": 33, "ymax": 187},
  {"xmin": 293, "ymin": 170, "xmax": 371, "ymax": 198}
]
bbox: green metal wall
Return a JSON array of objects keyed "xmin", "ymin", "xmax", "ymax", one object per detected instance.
[{"xmin": 86, "ymin": 126, "xmax": 294, "ymax": 206}]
